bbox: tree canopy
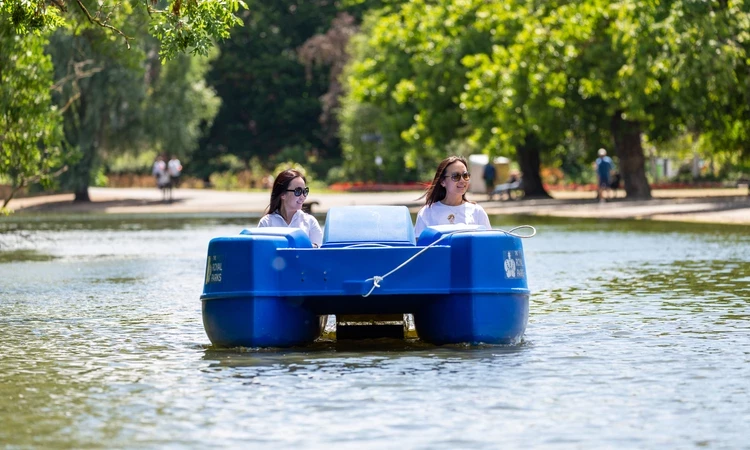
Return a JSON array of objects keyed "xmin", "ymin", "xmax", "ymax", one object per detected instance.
[
  {"xmin": 0, "ymin": 17, "xmax": 64, "ymax": 210},
  {"xmin": 196, "ymin": 0, "xmax": 339, "ymax": 181},
  {"xmin": 1, "ymin": 0, "xmax": 246, "ymax": 59},
  {"xmin": 0, "ymin": 0, "xmax": 243, "ymax": 208},
  {"xmin": 339, "ymin": 0, "xmax": 750, "ymax": 197}
]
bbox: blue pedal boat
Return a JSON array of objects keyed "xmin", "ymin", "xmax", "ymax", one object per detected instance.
[{"xmin": 201, "ymin": 205, "xmax": 530, "ymax": 347}]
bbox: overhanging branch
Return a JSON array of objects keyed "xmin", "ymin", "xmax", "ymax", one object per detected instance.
[{"xmin": 73, "ymin": 0, "xmax": 133, "ymax": 49}]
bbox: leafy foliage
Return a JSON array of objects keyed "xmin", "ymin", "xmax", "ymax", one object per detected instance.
[
  {"xmin": 1, "ymin": 0, "xmax": 246, "ymax": 60},
  {"xmin": 1, "ymin": 0, "xmax": 241, "ymax": 206},
  {"xmin": 150, "ymin": 0, "xmax": 247, "ymax": 60},
  {"xmin": 145, "ymin": 50, "xmax": 221, "ymax": 161},
  {"xmin": 0, "ymin": 0, "xmax": 65, "ymax": 33},
  {"xmin": 0, "ymin": 18, "xmax": 65, "ymax": 210},
  {"xmin": 49, "ymin": 4, "xmax": 222, "ymax": 200},
  {"xmin": 197, "ymin": 0, "xmax": 338, "ymax": 181},
  {"xmin": 342, "ymin": 0, "xmax": 750, "ymax": 194},
  {"xmin": 341, "ymin": 0, "xmax": 498, "ymax": 181}
]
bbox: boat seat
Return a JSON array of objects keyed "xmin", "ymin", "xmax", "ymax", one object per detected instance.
[
  {"xmin": 416, "ymin": 224, "xmax": 485, "ymax": 246},
  {"xmin": 322, "ymin": 205, "xmax": 416, "ymax": 248},
  {"xmin": 239, "ymin": 227, "xmax": 314, "ymax": 248}
]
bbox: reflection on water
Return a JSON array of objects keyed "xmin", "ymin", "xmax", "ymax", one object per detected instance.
[
  {"xmin": 0, "ymin": 248, "xmax": 57, "ymax": 262},
  {"xmin": 1, "ymin": 214, "xmax": 749, "ymax": 448}
]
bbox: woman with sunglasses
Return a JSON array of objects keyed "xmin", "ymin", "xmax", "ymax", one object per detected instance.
[
  {"xmin": 258, "ymin": 169, "xmax": 323, "ymax": 247},
  {"xmin": 414, "ymin": 155, "xmax": 492, "ymax": 238}
]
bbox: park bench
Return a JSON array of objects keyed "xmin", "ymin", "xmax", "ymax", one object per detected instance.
[
  {"xmin": 302, "ymin": 201, "xmax": 320, "ymax": 213},
  {"xmin": 491, "ymin": 179, "xmax": 524, "ymax": 201}
]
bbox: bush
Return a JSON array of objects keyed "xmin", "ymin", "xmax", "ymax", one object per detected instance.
[{"xmin": 209, "ymin": 172, "xmax": 239, "ymax": 191}]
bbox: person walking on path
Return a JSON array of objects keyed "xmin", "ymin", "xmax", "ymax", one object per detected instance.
[
  {"xmin": 483, "ymin": 161, "xmax": 497, "ymax": 197},
  {"xmin": 595, "ymin": 148, "xmax": 614, "ymax": 202},
  {"xmin": 152, "ymin": 156, "xmax": 172, "ymax": 203},
  {"xmin": 168, "ymin": 155, "xmax": 182, "ymax": 188},
  {"xmin": 414, "ymin": 155, "xmax": 492, "ymax": 238}
]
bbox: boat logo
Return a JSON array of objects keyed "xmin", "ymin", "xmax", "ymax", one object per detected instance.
[
  {"xmin": 205, "ymin": 255, "xmax": 224, "ymax": 284},
  {"xmin": 503, "ymin": 251, "xmax": 525, "ymax": 279}
]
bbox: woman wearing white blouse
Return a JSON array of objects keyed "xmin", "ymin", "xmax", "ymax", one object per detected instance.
[
  {"xmin": 258, "ymin": 169, "xmax": 323, "ymax": 247},
  {"xmin": 414, "ymin": 155, "xmax": 492, "ymax": 238}
]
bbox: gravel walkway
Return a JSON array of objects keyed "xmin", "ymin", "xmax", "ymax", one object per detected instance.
[{"xmin": 6, "ymin": 186, "xmax": 750, "ymax": 226}]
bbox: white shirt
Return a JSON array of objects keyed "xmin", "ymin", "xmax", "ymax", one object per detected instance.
[
  {"xmin": 168, "ymin": 158, "xmax": 182, "ymax": 177},
  {"xmin": 257, "ymin": 211, "xmax": 323, "ymax": 247},
  {"xmin": 414, "ymin": 201, "xmax": 492, "ymax": 237},
  {"xmin": 152, "ymin": 160, "xmax": 165, "ymax": 177},
  {"xmin": 152, "ymin": 160, "xmax": 170, "ymax": 186}
]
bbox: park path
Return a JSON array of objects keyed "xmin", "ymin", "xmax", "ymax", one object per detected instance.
[{"xmin": 6, "ymin": 186, "xmax": 750, "ymax": 225}]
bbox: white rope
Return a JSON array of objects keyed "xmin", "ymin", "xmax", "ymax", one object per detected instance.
[{"xmin": 361, "ymin": 225, "xmax": 536, "ymax": 297}]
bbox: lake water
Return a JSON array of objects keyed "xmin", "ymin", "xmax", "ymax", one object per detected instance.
[{"xmin": 1, "ymin": 214, "xmax": 748, "ymax": 449}]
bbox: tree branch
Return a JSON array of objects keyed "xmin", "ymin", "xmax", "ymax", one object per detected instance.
[
  {"xmin": 51, "ymin": 60, "xmax": 103, "ymax": 113},
  {"xmin": 74, "ymin": 0, "xmax": 133, "ymax": 49},
  {"xmin": 1, "ymin": 165, "xmax": 69, "ymax": 210},
  {"xmin": 48, "ymin": 0, "xmax": 67, "ymax": 12}
]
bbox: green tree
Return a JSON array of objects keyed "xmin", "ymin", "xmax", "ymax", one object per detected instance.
[
  {"xmin": 0, "ymin": 17, "xmax": 64, "ymax": 211},
  {"xmin": 1, "ymin": 0, "xmax": 243, "ymax": 205},
  {"xmin": 460, "ymin": 0, "xmax": 555, "ymax": 197},
  {"xmin": 197, "ymin": 0, "xmax": 338, "ymax": 182},
  {"xmin": 465, "ymin": 0, "xmax": 750, "ymax": 199},
  {"xmin": 1, "ymin": 0, "xmax": 245, "ymax": 60},
  {"xmin": 298, "ymin": 12, "xmax": 359, "ymax": 147},
  {"xmin": 51, "ymin": 25, "xmax": 221, "ymax": 201},
  {"xmin": 658, "ymin": 1, "xmax": 750, "ymax": 163},
  {"xmin": 144, "ymin": 49, "xmax": 222, "ymax": 164},
  {"xmin": 341, "ymin": 0, "xmax": 496, "ymax": 182}
]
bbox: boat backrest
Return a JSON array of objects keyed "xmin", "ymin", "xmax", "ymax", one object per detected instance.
[
  {"xmin": 322, "ymin": 205, "xmax": 416, "ymax": 248},
  {"xmin": 240, "ymin": 227, "xmax": 313, "ymax": 248},
  {"xmin": 416, "ymin": 224, "xmax": 485, "ymax": 246}
]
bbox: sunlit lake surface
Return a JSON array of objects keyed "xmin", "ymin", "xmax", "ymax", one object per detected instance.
[{"xmin": 1, "ymin": 213, "xmax": 748, "ymax": 448}]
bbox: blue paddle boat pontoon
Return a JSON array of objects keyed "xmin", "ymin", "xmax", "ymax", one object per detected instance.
[{"xmin": 201, "ymin": 205, "xmax": 531, "ymax": 347}]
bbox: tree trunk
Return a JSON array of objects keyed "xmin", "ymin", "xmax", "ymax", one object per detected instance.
[
  {"xmin": 516, "ymin": 134, "xmax": 551, "ymax": 199},
  {"xmin": 63, "ymin": 87, "xmax": 95, "ymax": 203},
  {"xmin": 610, "ymin": 113, "xmax": 651, "ymax": 199},
  {"xmin": 71, "ymin": 145, "xmax": 92, "ymax": 202},
  {"xmin": 73, "ymin": 187, "xmax": 90, "ymax": 202}
]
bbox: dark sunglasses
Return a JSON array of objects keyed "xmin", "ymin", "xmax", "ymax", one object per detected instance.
[
  {"xmin": 443, "ymin": 171, "xmax": 471, "ymax": 182},
  {"xmin": 285, "ymin": 187, "xmax": 310, "ymax": 197}
]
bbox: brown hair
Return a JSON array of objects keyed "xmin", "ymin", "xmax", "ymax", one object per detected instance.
[
  {"xmin": 421, "ymin": 155, "xmax": 470, "ymax": 206},
  {"xmin": 265, "ymin": 169, "xmax": 306, "ymax": 215}
]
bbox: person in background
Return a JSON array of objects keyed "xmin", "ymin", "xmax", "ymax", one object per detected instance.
[
  {"xmin": 168, "ymin": 155, "xmax": 182, "ymax": 188},
  {"xmin": 414, "ymin": 155, "xmax": 492, "ymax": 238},
  {"xmin": 483, "ymin": 161, "xmax": 497, "ymax": 197},
  {"xmin": 258, "ymin": 169, "xmax": 323, "ymax": 248},
  {"xmin": 152, "ymin": 155, "xmax": 165, "ymax": 184},
  {"xmin": 152, "ymin": 155, "xmax": 172, "ymax": 202},
  {"xmin": 595, "ymin": 148, "xmax": 614, "ymax": 202}
]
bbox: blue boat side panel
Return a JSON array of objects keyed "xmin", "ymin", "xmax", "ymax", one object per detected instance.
[
  {"xmin": 202, "ymin": 235, "xmax": 289, "ymax": 298},
  {"xmin": 322, "ymin": 205, "xmax": 415, "ymax": 247},
  {"xmin": 411, "ymin": 230, "xmax": 530, "ymax": 344},
  {"xmin": 414, "ymin": 293, "xmax": 529, "ymax": 345},
  {"xmin": 202, "ymin": 296, "xmax": 321, "ymax": 348},
  {"xmin": 449, "ymin": 232, "xmax": 529, "ymax": 292},
  {"xmin": 202, "ymin": 230, "xmax": 322, "ymax": 347}
]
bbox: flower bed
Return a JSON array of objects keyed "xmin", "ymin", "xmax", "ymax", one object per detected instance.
[{"xmin": 328, "ymin": 181, "xmax": 427, "ymax": 192}]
